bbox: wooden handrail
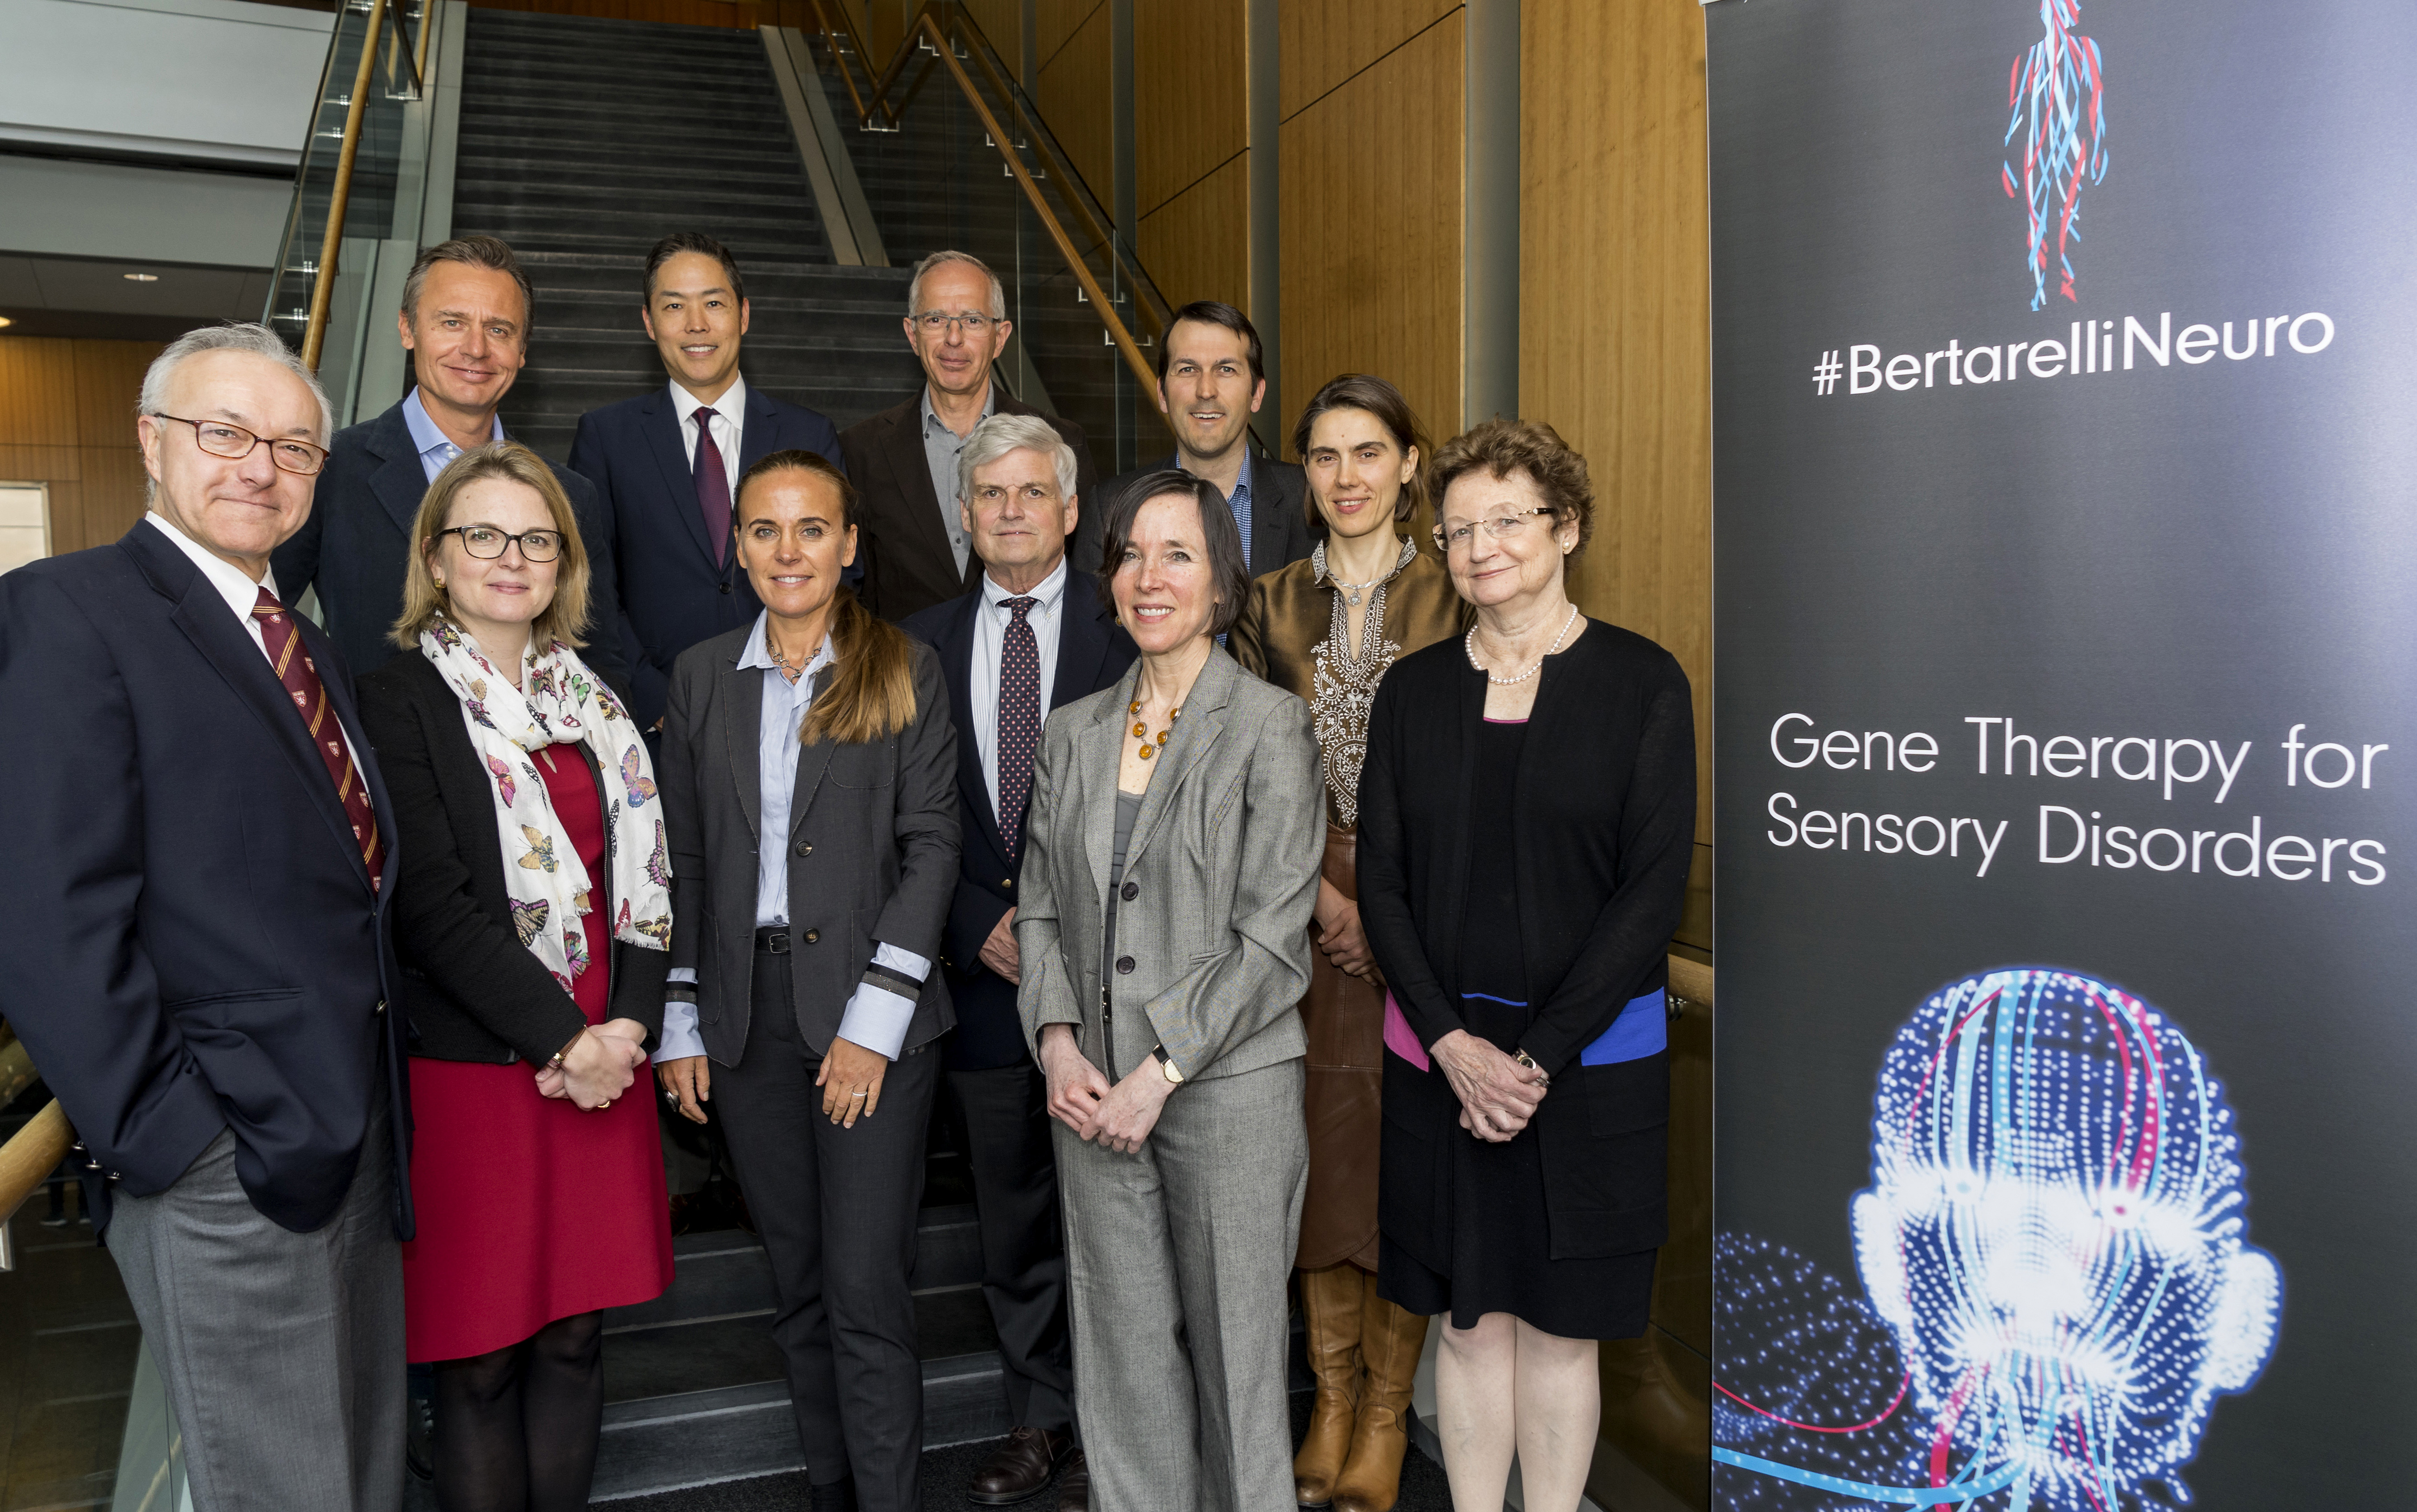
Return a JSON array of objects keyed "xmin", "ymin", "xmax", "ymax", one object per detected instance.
[
  {"xmin": 1668, "ymin": 954, "xmax": 1714, "ymax": 1009},
  {"xmin": 801, "ymin": 0, "xmax": 896, "ymax": 130},
  {"xmin": 911, "ymin": 16, "xmax": 1158, "ymax": 395},
  {"xmin": 946, "ymin": 8, "xmax": 1170, "ymax": 340},
  {"xmin": 301, "ymin": 0, "xmax": 396, "ymax": 373},
  {"xmin": 800, "ymin": 1, "xmax": 1159, "ymax": 395}
]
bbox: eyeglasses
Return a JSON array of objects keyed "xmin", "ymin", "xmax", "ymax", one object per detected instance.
[
  {"xmin": 438, "ymin": 525, "xmax": 563, "ymax": 562},
  {"xmin": 151, "ymin": 413, "xmax": 329, "ymax": 477},
  {"xmin": 1432, "ymin": 505, "xmax": 1555, "ymax": 552},
  {"xmin": 913, "ymin": 312, "xmax": 996, "ymax": 335}
]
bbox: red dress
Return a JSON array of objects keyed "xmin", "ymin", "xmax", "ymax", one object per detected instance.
[{"xmin": 401, "ymin": 742, "xmax": 674, "ymax": 1362}]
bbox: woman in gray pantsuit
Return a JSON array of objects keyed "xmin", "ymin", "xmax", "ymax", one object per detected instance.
[{"xmin": 1016, "ymin": 472, "xmax": 1325, "ymax": 1512}]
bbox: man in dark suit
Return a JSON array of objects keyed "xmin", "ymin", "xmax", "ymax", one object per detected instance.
[
  {"xmin": 843, "ymin": 250, "xmax": 1099, "ymax": 623},
  {"xmin": 1079, "ymin": 299, "xmax": 1313, "ymax": 584},
  {"xmin": 273, "ymin": 235, "xmax": 629, "ymax": 693},
  {"xmin": 901, "ymin": 414, "xmax": 1134, "ymax": 1509},
  {"xmin": 568, "ymin": 232, "xmax": 846, "ymax": 732},
  {"xmin": 0, "ymin": 325, "xmax": 409, "ymax": 1510}
]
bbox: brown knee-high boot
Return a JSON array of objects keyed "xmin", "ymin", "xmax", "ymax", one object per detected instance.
[
  {"xmin": 1330, "ymin": 1271, "xmax": 1430, "ymax": 1512},
  {"xmin": 1294, "ymin": 1264, "xmax": 1365, "ymax": 1507}
]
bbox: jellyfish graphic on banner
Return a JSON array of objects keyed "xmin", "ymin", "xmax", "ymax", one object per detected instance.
[
  {"xmin": 1713, "ymin": 969, "xmax": 2281, "ymax": 1510},
  {"xmin": 2003, "ymin": 1, "xmax": 2109, "ymax": 309}
]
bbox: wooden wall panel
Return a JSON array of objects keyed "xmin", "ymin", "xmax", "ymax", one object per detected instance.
[
  {"xmin": 1137, "ymin": 151, "xmax": 1250, "ymax": 318},
  {"xmin": 1524, "ymin": 0, "xmax": 1711, "ymax": 850},
  {"xmin": 0, "ymin": 337, "xmax": 159, "ymax": 558},
  {"xmin": 1278, "ymin": 17, "xmax": 1460, "ymax": 462},
  {"xmin": 0, "ymin": 338, "xmax": 81, "ymax": 447},
  {"xmin": 1134, "ymin": 0, "xmax": 1245, "ymax": 218},
  {"xmin": 1035, "ymin": 4, "xmax": 1113, "ymax": 213},
  {"xmin": 1034, "ymin": 0, "xmax": 1098, "ymax": 71},
  {"xmin": 1277, "ymin": 0, "xmax": 1458, "ymax": 120},
  {"xmin": 959, "ymin": 0, "xmax": 1019, "ymax": 56}
]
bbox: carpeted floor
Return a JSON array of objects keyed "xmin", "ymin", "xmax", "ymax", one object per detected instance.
[{"xmin": 605, "ymin": 1391, "xmax": 1459, "ymax": 1510}]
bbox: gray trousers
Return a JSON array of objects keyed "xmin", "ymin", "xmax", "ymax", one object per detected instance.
[
  {"xmin": 106, "ymin": 1103, "xmax": 405, "ymax": 1512},
  {"xmin": 1054, "ymin": 1057, "xmax": 1308, "ymax": 1512}
]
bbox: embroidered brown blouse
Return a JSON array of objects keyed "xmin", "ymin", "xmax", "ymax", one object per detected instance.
[{"xmin": 1231, "ymin": 537, "xmax": 1471, "ymax": 829}]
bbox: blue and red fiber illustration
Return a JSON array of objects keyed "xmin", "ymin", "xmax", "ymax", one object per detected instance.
[{"xmin": 2003, "ymin": 0, "xmax": 2108, "ymax": 310}]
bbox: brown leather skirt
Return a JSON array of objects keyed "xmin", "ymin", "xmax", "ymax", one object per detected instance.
[{"xmin": 1297, "ymin": 823, "xmax": 1385, "ymax": 1270}]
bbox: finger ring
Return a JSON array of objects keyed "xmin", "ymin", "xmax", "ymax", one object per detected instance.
[
  {"xmin": 664, "ymin": 1091, "xmax": 679, "ymax": 1104},
  {"xmin": 850, "ymin": 1090, "xmax": 867, "ymax": 1099}
]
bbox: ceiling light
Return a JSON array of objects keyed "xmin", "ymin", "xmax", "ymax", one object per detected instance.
[
  {"xmin": 0, "ymin": 316, "xmax": 13, "ymax": 328},
  {"xmin": 123, "ymin": 272, "xmax": 160, "ymax": 283}
]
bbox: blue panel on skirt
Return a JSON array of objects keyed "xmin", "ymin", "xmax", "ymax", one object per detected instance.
[{"xmin": 1579, "ymin": 989, "xmax": 1668, "ymax": 1065}]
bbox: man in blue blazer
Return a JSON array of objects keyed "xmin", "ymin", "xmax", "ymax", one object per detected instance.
[
  {"xmin": 0, "ymin": 326, "xmax": 409, "ymax": 1510},
  {"xmin": 901, "ymin": 414, "xmax": 1135, "ymax": 1508},
  {"xmin": 272, "ymin": 235, "xmax": 629, "ymax": 694},
  {"xmin": 568, "ymin": 232, "xmax": 846, "ymax": 732}
]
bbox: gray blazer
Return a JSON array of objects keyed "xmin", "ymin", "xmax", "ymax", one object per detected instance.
[
  {"xmin": 661, "ymin": 624, "xmax": 962, "ymax": 1060},
  {"xmin": 1015, "ymin": 647, "xmax": 1322, "ymax": 1082}
]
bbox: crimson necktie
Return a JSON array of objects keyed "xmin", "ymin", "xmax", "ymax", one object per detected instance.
[
  {"xmin": 253, "ymin": 588, "xmax": 385, "ymax": 890},
  {"xmin": 693, "ymin": 410, "xmax": 731, "ymax": 566},
  {"xmin": 996, "ymin": 597, "xmax": 1041, "ymax": 859}
]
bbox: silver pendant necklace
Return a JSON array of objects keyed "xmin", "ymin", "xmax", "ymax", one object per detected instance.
[{"xmin": 1466, "ymin": 603, "xmax": 1581, "ymax": 686}]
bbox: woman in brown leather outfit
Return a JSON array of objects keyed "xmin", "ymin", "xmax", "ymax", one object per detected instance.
[{"xmin": 1232, "ymin": 374, "xmax": 1468, "ymax": 1512}]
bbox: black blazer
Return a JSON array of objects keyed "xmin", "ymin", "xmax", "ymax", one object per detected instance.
[
  {"xmin": 1357, "ymin": 623, "xmax": 1695, "ymax": 1263},
  {"xmin": 355, "ymin": 652, "xmax": 671, "ymax": 1066},
  {"xmin": 271, "ymin": 395, "xmax": 631, "ymax": 696},
  {"xmin": 1079, "ymin": 452, "xmax": 1313, "ymax": 583},
  {"xmin": 568, "ymin": 382, "xmax": 847, "ymax": 730},
  {"xmin": 0, "ymin": 521, "xmax": 409, "ymax": 1236},
  {"xmin": 839, "ymin": 389, "xmax": 1100, "ymax": 623},
  {"xmin": 899, "ymin": 570, "xmax": 1137, "ymax": 1070},
  {"xmin": 660, "ymin": 627, "xmax": 961, "ymax": 1061}
]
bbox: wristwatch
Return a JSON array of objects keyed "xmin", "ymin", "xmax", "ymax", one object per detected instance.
[{"xmin": 1152, "ymin": 1045, "xmax": 1185, "ymax": 1086}]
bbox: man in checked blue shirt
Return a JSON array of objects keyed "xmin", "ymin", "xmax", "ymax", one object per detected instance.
[{"xmin": 1079, "ymin": 301, "xmax": 1315, "ymax": 588}]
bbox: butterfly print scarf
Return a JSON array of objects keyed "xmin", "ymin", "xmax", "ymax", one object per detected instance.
[{"xmin": 419, "ymin": 618, "xmax": 673, "ymax": 991}]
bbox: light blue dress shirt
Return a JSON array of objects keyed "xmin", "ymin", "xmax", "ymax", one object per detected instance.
[
  {"xmin": 401, "ymin": 387, "xmax": 507, "ymax": 482},
  {"xmin": 660, "ymin": 613, "xmax": 932, "ymax": 1062}
]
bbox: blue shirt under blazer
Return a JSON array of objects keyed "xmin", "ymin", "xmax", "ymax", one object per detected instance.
[
  {"xmin": 901, "ymin": 569, "xmax": 1135, "ymax": 1070},
  {"xmin": 271, "ymin": 394, "xmax": 630, "ymax": 696},
  {"xmin": 568, "ymin": 383, "xmax": 846, "ymax": 731},
  {"xmin": 0, "ymin": 521, "xmax": 409, "ymax": 1236}
]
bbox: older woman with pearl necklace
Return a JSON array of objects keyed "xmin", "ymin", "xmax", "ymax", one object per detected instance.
[{"xmin": 1355, "ymin": 418, "xmax": 1696, "ymax": 1512}]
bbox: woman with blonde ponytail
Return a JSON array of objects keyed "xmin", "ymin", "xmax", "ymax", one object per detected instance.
[{"xmin": 654, "ymin": 450, "xmax": 961, "ymax": 1512}]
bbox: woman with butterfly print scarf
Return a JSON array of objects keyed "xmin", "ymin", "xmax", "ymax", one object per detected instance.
[{"xmin": 357, "ymin": 442, "xmax": 676, "ymax": 1512}]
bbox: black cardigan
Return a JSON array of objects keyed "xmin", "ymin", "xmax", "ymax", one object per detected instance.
[
  {"xmin": 1356, "ymin": 621, "xmax": 1695, "ymax": 1262},
  {"xmin": 356, "ymin": 651, "xmax": 670, "ymax": 1065}
]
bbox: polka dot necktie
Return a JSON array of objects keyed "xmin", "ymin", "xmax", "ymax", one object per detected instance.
[
  {"xmin": 996, "ymin": 597, "xmax": 1041, "ymax": 860},
  {"xmin": 252, "ymin": 588, "xmax": 385, "ymax": 890}
]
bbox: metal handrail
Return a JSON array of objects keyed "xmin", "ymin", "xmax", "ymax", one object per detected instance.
[{"xmin": 800, "ymin": 0, "xmax": 1161, "ymax": 395}]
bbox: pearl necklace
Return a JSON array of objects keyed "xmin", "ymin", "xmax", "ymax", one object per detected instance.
[{"xmin": 1465, "ymin": 603, "xmax": 1581, "ymax": 686}]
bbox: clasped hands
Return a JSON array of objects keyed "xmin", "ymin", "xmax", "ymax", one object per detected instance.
[
  {"xmin": 1432, "ymin": 1028, "xmax": 1548, "ymax": 1143},
  {"xmin": 534, "ymin": 1018, "xmax": 649, "ymax": 1109},
  {"xmin": 1039, "ymin": 1022, "xmax": 1172, "ymax": 1156}
]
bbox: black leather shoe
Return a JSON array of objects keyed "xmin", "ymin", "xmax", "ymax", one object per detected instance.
[
  {"xmin": 1054, "ymin": 1449, "xmax": 1088, "ymax": 1512},
  {"xmin": 807, "ymin": 1477, "xmax": 858, "ymax": 1511},
  {"xmin": 968, "ymin": 1426, "xmax": 1073, "ymax": 1505}
]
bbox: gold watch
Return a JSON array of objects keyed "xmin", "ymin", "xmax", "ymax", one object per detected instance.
[{"xmin": 1152, "ymin": 1045, "xmax": 1185, "ymax": 1086}]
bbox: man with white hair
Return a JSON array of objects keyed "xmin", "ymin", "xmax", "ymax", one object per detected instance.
[
  {"xmin": 0, "ymin": 324, "xmax": 409, "ymax": 1510},
  {"xmin": 901, "ymin": 413, "xmax": 1134, "ymax": 1510},
  {"xmin": 842, "ymin": 250, "xmax": 1100, "ymax": 622}
]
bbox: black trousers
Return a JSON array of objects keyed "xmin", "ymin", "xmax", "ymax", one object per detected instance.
[
  {"xmin": 715, "ymin": 950, "xmax": 936, "ymax": 1512},
  {"xmin": 946, "ymin": 1061, "xmax": 1075, "ymax": 1435}
]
